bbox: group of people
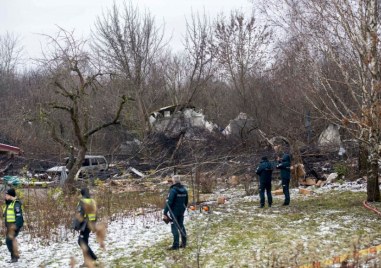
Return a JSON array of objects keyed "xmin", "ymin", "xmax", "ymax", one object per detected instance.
[
  {"xmin": 2, "ymin": 187, "xmax": 98, "ymax": 267},
  {"xmin": 256, "ymin": 152, "xmax": 292, "ymax": 208},
  {"xmin": 161, "ymin": 151, "xmax": 292, "ymax": 251},
  {"xmin": 2, "ymin": 153, "xmax": 290, "ymax": 265},
  {"xmin": 1, "ymin": 178, "xmax": 189, "ymax": 266}
]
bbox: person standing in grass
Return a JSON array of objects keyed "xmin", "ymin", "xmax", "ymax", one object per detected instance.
[
  {"xmin": 276, "ymin": 153, "xmax": 292, "ymax": 206},
  {"xmin": 73, "ymin": 187, "xmax": 97, "ymax": 267},
  {"xmin": 163, "ymin": 175, "xmax": 188, "ymax": 250},
  {"xmin": 2, "ymin": 188, "xmax": 24, "ymax": 263},
  {"xmin": 256, "ymin": 156, "xmax": 274, "ymax": 208}
]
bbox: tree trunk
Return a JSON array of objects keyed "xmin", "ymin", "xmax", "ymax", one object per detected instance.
[
  {"xmin": 365, "ymin": 0, "xmax": 380, "ymax": 202},
  {"xmin": 65, "ymin": 147, "xmax": 87, "ymax": 192},
  {"xmin": 367, "ymin": 147, "xmax": 380, "ymax": 202},
  {"xmin": 195, "ymin": 166, "xmax": 200, "ymax": 204},
  {"xmin": 358, "ymin": 141, "xmax": 369, "ymax": 177}
]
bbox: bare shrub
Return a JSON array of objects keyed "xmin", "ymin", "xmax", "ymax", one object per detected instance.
[
  {"xmin": 241, "ymin": 174, "xmax": 257, "ymax": 196},
  {"xmin": 199, "ymin": 175, "xmax": 216, "ymax": 194}
]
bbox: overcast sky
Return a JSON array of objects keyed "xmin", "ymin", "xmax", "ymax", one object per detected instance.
[{"xmin": 1, "ymin": 0, "xmax": 253, "ymax": 62}]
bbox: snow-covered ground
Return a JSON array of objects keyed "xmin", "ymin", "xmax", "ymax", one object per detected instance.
[
  {"xmin": 0, "ymin": 180, "xmax": 372, "ymax": 267},
  {"xmin": 0, "ymin": 211, "xmax": 170, "ymax": 267}
]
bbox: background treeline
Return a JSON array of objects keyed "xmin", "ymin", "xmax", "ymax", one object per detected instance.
[{"xmin": 0, "ymin": 0, "xmax": 378, "ymax": 169}]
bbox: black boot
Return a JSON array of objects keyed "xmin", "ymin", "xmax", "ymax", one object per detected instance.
[{"xmin": 7, "ymin": 257, "xmax": 19, "ymax": 263}]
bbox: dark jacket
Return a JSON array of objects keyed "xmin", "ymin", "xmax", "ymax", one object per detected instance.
[
  {"xmin": 164, "ymin": 183, "xmax": 188, "ymax": 217},
  {"xmin": 256, "ymin": 158, "xmax": 273, "ymax": 182},
  {"xmin": 3, "ymin": 199, "xmax": 24, "ymax": 230},
  {"xmin": 276, "ymin": 154, "xmax": 291, "ymax": 180}
]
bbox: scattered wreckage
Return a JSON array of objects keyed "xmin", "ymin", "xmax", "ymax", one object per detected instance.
[
  {"xmin": 0, "ymin": 108, "xmax": 370, "ymax": 198},
  {"xmin": 149, "ymin": 104, "xmax": 218, "ymax": 135}
]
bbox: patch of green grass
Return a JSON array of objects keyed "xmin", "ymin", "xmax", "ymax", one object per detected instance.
[{"xmin": 112, "ymin": 191, "xmax": 381, "ymax": 267}]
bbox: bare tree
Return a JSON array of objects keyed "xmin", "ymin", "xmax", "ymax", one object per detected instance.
[
  {"xmin": 212, "ymin": 10, "xmax": 272, "ymax": 112},
  {"xmin": 157, "ymin": 11, "xmax": 216, "ymax": 112},
  {"xmin": 0, "ymin": 32, "xmax": 26, "ymax": 148},
  {"xmin": 0, "ymin": 32, "xmax": 23, "ymax": 76},
  {"xmin": 162, "ymin": 54, "xmax": 184, "ymax": 105},
  {"xmin": 93, "ymin": 1, "xmax": 165, "ymax": 133},
  {"xmin": 182, "ymin": 11, "xmax": 216, "ymax": 104},
  {"xmin": 38, "ymin": 28, "xmax": 127, "ymax": 190},
  {"xmin": 0, "ymin": 32, "xmax": 23, "ymax": 98},
  {"xmin": 262, "ymin": 0, "xmax": 381, "ymax": 201}
]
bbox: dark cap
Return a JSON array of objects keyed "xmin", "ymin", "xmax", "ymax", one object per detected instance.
[
  {"xmin": 261, "ymin": 156, "xmax": 268, "ymax": 161},
  {"xmin": 6, "ymin": 188, "xmax": 16, "ymax": 197},
  {"xmin": 80, "ymin": 187, "xmax": 90, "ymax": 198}
]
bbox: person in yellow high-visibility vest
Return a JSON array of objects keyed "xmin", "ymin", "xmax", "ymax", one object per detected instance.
[
  {"xmin": 74, "ymin": 187, "xmax": 97, "ymax": 267},
  {"xmin": 2, "ymin": 188, "xmax": 24, "ymax": 263}
]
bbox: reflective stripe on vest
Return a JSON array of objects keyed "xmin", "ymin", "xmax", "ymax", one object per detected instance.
[
  {"xmin": 2, "ymin": 201, "xmax": 16, "ymax": 223},
  {"xmin": 81, "ymin": 198, "xmax": 96, "ymax": 221}
]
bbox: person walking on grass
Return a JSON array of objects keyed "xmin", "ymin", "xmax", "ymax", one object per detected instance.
[
  {"xmin": 163, "ymin": 175, "xmax": 188, "ymax": 250},
  {"xmin": 2, "ymin": 188, "xmax": 24, "ymax": 263},
  {"xmin": 73, "ymin": 188, "xmax": 97, "ymax": 267},
  {"xmin": 256, "ymin": 156, "xmax": 274, "ymax": 208},
  {"xmin": 276, "ymin": 153, "xmax": 291, "ymax": 206}
]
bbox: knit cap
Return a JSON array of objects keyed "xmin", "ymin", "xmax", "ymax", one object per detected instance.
[{"xmin": 6, "ymin": 188, "xmax": 16, "ymax": 197}]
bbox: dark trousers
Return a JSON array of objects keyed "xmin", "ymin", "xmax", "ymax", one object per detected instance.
[
  {"xmin": 259, "ymin": 180, "xmax": 272, "ymax": 207},
  {"xmin": 6, "ymin": 225, "xmax": 20, "ymax": 259},
  {"xmin": 78, "ymin": 226, "xmax": 97, "ymax": 261},
  {"xmin": 282, "ymin": 178, "xmax": 290, "ymax": 205},
  {"xmin": 171, "ymin": 215, "xmax": 187, "ymax": 248}
]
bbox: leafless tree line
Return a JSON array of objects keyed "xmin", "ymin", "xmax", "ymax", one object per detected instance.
[
  {"xmin": 258, "ymin": 0, "xmax": 381, "ymax": 201},
  {"xmin": 0, "ymin": 0, "xmax": 380, "ymax": 199}
]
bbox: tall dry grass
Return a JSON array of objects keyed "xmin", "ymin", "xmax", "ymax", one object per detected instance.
[{"xmin": 0, "ymin": 185, "xmax": 164, "ymax": 244}]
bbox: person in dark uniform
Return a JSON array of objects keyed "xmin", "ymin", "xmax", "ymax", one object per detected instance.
[
  {"xmin": 276, "ymin": 153, "xmax": 291, "ymax": 206},
  {"xmin": 256, "ymin": 156, "xmax": 274, "ymax": 208},
  {"xmin": 2, "ymin": 188, "xmax": 24, "ymax": 263},
  {"xmin": 163, "ymin": 175, "xmax": 188, "ymax": 250},
  {"xmin": 74, "ymin": 188, "xmax": 97, "ymax": 267}
]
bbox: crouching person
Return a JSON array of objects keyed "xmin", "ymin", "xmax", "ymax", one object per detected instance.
[
  {"xmin": 163, "ymin": 175, "xmax": 188, "ymax": 250},
  {"xmin": 2, "ymin": 188, "xmax": 24, "ymax": 263},
  {"xmin": 73, "ymin": 188, "xmax": 97, "ymax": 267}
]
